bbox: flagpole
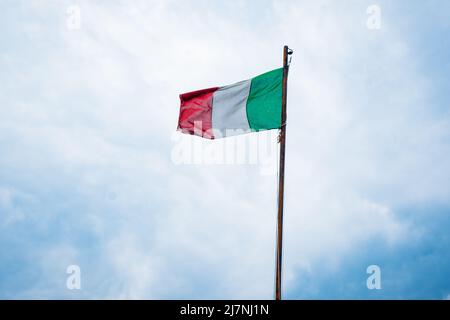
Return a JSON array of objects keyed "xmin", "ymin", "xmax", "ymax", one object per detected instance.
[{"xmin": 275, "ymin": 45, "xmax": 291, "ymax": 300}]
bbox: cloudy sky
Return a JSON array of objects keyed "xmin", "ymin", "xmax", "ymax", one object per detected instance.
[{"xmin": 1, "ymin": 0, "xmax": 449, "ymax": 299}]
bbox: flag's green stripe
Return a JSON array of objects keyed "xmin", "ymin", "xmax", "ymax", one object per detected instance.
[{"xmin": 245, "ymin": 68, "xmax": 283, "ymax": 131}]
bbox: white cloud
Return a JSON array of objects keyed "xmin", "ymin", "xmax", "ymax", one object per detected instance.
[{"xmin": 0, "ymin": 187, "xmax": 28, "ymax": 227}]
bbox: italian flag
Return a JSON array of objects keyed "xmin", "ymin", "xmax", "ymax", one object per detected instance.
[{"xmin": 178, "ymin": 68, "xmax": 283, "ymax": 139}]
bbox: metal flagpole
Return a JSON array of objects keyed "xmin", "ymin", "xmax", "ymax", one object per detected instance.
[{"xmin": 275, "ymin": 45, "xmax": 292, "ymax": 300}]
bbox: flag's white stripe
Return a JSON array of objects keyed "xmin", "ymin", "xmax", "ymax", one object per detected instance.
[{"xmin": 211, "ymin": 79, "xmax": 251, "ymax": 137}]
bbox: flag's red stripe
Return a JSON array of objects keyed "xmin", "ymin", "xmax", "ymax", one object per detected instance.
[{"xmin": 178, "ymin": 87, "xmax": 219, "ymax": 139}]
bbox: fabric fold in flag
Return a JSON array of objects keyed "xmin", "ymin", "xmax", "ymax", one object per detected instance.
[{"xmin": 178, "ymin": 68, "xmax": 283, "ymax": 139}]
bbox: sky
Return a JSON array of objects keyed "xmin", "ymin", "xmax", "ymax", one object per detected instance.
[{"xmin": 0, "ymin": 0, "xmax": 449, "ymax": 299}]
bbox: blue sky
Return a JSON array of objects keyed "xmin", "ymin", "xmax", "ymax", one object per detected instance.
[{"xmin": 0, "ymin": 0, "xmax": 449, "ymax": 299}]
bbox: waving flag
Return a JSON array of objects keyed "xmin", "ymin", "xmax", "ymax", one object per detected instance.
[{"xmin": 178, "ymin": 68, "xmax": 283, "ymax": 139}]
